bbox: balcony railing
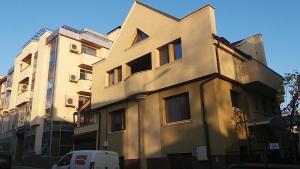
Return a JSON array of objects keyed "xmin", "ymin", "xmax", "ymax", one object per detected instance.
[{"xmin": 242, "ymin": 59, "xmax": 282, "ymax": 91}]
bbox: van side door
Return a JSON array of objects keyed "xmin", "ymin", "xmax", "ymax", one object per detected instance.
[{"xmin": 57, "ymin": 153, "xmax": 73, "ymax": 169}]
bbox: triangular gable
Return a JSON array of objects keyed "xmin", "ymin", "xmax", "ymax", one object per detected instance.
[{"xmin": 131, "ymin": 29, "xmax": 149, "ymax": 46}]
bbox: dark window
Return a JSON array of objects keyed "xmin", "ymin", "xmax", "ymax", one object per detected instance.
[
  {"xmin": 117, "ymin": 66, "xmax": 122, "ymax": 82},
  {"xmin": 262, "ymin": 100, "xmax": 267, "ymax": 113},
  {"xmin": 174, "ymin": 40, "xmax": 182, "ymax": 60},
  {"xmin": 230, "ymin": 90, "xmax": 240, "ymax": 108},
  {"xmin": 111, "ymin": 109, "xmax": 126, "ymax": 132},
  {"xmin": 168, "ymin": 153, "xmax": 192, "ymax": 169},
  {"xmin": 165, "ymin": 93, "xmax": 191, "ymax": 123},
  {"xmin": 78, "ymin": 95, "xmax": 90, "ymax": 108},
  {"xmin": 80, "ymin": 69, "xmax": 92, "ymax": 80},
  {"xmin": 132, "ymin": 29, "xmax": 149, "ymax": 45},
  {"xmin": 59, "ymin": 153, "xmax": 73, "ymax": 166},
  {"xmin": 127, "ymin": 53, "xmax": 152, "ymax": 75},
  {"xmin": 159, "ymin": 46, "xmax": 169, "ymax": 66}
]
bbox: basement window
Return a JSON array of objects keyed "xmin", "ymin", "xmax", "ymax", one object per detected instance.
[{"xmin": 127, "ymin": 53, "xmax": 152, "ymax": 76}]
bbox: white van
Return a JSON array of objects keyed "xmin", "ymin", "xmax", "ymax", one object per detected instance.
[{"xmin": 52, "ymin": 150, "xmax": 119, "ymax": 169}]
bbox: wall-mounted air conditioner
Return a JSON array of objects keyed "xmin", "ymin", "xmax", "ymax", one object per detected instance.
[
  {"xmin": 65, "ymin": 96, "xmax": 75, "ymax": 107},
  {"xmin": 70, "ymin": 43, "xmax": 79, "ymax": 54},
  {"xmin": 69, "ymin": 74, "xmax": 78, "ymax": 83},
  {"xmin": 20, "ymin": 84, "xmax": 28, "ymax": 92}
]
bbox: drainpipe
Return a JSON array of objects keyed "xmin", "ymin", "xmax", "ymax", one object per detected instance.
[
  {"xmin": 200, "ymin": 75, "xmax": 218, "ymax": 169},
  {"xmin": 97, "ymin": 112, "xmax": 101, "ymax": 150},
  {"xmin": 136, "ymin": 95, "xmax": 147, "ymax": 169}
]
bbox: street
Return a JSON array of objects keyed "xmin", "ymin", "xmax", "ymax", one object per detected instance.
[{"xmin": 12, "ymin": 165, "xmax": 46, "ymax": 169}]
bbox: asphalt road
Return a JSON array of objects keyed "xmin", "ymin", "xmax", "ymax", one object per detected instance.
[{"xmin": 12, "ymin": 165, "xmax": 46, "ymax": 169}]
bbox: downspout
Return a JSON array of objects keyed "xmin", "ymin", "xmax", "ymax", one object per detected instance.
[
  {"xmin": 200, "ymin": 75, "xmax": 217, "ymax": 169},
  {"xmin": 97, "ymin": 111, "xmax": 101, "ymax": 150}
]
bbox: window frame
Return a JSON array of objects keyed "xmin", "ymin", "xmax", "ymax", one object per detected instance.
[
  {"xmin": 164, "ymin": 93, "xmax": 191, "ymax": 123},
  {"xmin": 158, "ymin": 38, "xmax": 182, "ymax": 67},
  {"xmin": 110, "ymin": 109, "xmax": 126, "ymax": 132}
]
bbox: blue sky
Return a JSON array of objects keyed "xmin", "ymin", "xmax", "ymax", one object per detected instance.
[{"xmin": 0, "ymin": 0, "xmax": 299, "ymax": 76}]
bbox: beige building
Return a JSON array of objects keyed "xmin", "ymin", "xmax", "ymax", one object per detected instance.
[
  {"xmin": 0, "ymin": 67, "xmax": 16, "ymax": 155},
  {"xmin": 0, "ymin": 26, "xmax": 114, "ymax": 158},
  {"xmin": 74, "ymin": 2, "xmax": 282, "ymax": 169}
]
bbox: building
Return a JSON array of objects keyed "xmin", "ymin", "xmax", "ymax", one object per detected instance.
[
  {"xmin": 0, "ymin": 25, "xmax": 114, "ymax": 159},
  {"xmin": 74, "ymin": 2, "xmax": 283, "ymax": 169},
  {"xmin": 0, "ymin": 67, "xmax": 16, "ymax": 155}
]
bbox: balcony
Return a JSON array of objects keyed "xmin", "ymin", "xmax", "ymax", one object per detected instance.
[
  {"xmin": 78, "ymin": 79, "xmax": 92, "ymax": 94},
  {"xmin": 16, "ymin": 90, "xmax": 30, "ymax": 106},
  {"xmin": 74, "ymin": 123, "xmax": 97, "ymax": 135},
  {"xmin": 19, "ymin": 67, "xmax": 32, "ymax": 82},
  {"xmin": 79, "ymin": 52, "xmax": 101, "ymax": 66},
  {"xmin": 242, "ymin": 60, "xmax": 282, "ymax": 94}
]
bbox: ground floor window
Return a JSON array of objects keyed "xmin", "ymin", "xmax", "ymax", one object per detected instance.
[
  {"xmin": 165, "ymin": 93, "xmax": 191, "ymax": 123},
  {"xmin": 110, "ymin": 109, "xmax": 126, "ymax": 132}
]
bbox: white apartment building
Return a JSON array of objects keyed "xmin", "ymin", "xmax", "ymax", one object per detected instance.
[{"xmin": 0, "ymin": 25, "xmax": 116, "ymax": 159}]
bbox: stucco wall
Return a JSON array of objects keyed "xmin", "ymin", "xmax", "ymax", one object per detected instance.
[{"xmin": 92, "ymin": 3, "xmax": 218, "ymax": 109}]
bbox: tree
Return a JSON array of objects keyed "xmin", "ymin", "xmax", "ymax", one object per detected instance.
[{"xmin": 278, "ymin": 71, "xmax": 300, "ymax": 132}]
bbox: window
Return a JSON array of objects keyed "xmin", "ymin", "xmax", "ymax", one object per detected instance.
[
  {"xmin": 168, "ymin": 153, "xmax": 192, "ymax": 169},
  {"xmin": 127, "ymin": 53, "xmax": 152, "ymax": 75},
  {"xmin": 174, "ymin": 40, "xmax": 182, "ymax": 60},
  {"xmin": 159, "ymin": 46, "xmax": 169, "ymax": 65},
  {"xmin": 81, "ymin": 44, "xmax": 97, "ymax": 56},
  {"xmin": 18, "ymin": 77, "xmax": 29, "ymax": 94},
  {"xmin": 59, "ymin": 153, "xmax": 73, "ymax": 166},
  {"xmin": 20, "ymin": 54, "xmax": 32, "ymax": 71},
  {"xmin": 107, "ymin": 66, "xmax": 122, "ymax": 86},
  {"xmin": 108, "ymin": 70, "xmax": 115, "ymax": 86},
  {"xmin": 111, "ymin": 109, "xmax": 126, "ymax": 132},
  {"xmin": 159, "ymin": 39, "xmax": 182, "ymax": 66},
  {"xmin": 80, "ymin": 69, "xmax": 92, "ymax": 80},
  {"xmin": 165, "ymin": 93, "xmax": 191, "ymax": 123},
  {"xmin": 117, "ymin": 66, "xmax": 122, "ymax": 82},
  {"xmin": 132, "ymin": 29, "xmax": 149, "ymax": 46},
  {"xmin": 230, "ymin": 90, "xmax": 241, "ymax": 108},
  {"xmin": 78, "ymin": 95, "xmax": 90, "ymax": 108}
]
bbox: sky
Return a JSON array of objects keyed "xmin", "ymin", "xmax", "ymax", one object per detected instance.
[{"xmin": 0, "ymin": 0, "xmax": 299, "ymax": 76}]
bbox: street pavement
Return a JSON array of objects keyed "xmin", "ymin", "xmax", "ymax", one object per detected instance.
[{"xmin": 12, "ymin": 165, "xmax": 46, "ymax": 169}]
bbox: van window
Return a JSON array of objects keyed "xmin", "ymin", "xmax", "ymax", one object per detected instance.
[{"xmin": 59, "ymin": 153, "xmax": 73, "ymax": 166}]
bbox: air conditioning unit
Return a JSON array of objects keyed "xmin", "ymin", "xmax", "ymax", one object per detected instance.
[
  {"xmin": 20, "ymin": 84, "xmax": 28, "ymax": 92},
  {"xmin": 65, "ymin": 97, "xmax": 75, "ymax": 107},
  {"xmin": 70, "ymin": 43, "xmax": 79, "ymax": 54},
  {"xmin": 69, "ymin": 74, "xmax": 78, "ymax": 82}
]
